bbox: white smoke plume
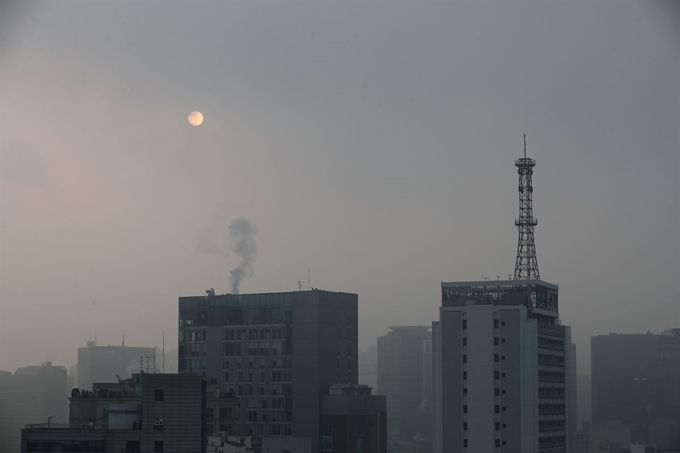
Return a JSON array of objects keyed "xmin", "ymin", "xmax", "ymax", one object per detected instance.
[{"xmin": 228, "ymin": 217, "xmax": 258, "ymax": 294}]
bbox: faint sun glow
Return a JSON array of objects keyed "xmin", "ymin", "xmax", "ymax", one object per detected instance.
[{"xmin": 188, "ymin": 110, "xmax": 204, "ymax": 126}]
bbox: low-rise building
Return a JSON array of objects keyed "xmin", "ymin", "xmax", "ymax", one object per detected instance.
[
  {"xmin": 21, "ymin": 373, "xmax": 227, "ymax": 453},
  {"xmin": 320, "ymin": 383, "xmax": 386, "ymax": 453}
]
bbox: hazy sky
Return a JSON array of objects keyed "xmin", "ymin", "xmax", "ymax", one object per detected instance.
[{"xmin": 1, "ymin": 1, "xmax": 678, "ymax": 375}]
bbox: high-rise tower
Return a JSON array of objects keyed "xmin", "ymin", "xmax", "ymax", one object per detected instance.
[
  {"xmin": 513, "ymin": 135, "xmax": 540, "ymax": 280},
  {"xmin": 431, "ymin": 140, "xmax": 576, "ymax": 453}
]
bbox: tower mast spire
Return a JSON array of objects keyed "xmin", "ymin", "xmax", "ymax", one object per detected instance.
[{"xmin": 513, "ymin": 135, "xmax": 540, "ymax": 280}]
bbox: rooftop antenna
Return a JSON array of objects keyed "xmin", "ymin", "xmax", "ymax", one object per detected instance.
[
  {"xmin": 162, "ymin": 331, "xmax": 165, "ymax": 374},
  {"xmin": 308, "ymin": 269, "xmax": 310, "ymax": 290},
  {"xmin": 122, "ymin": 331, "xmax": 125, "ymax": 347},
  {"xmin": 513, "ymin": 134, "xmax": 540, "ymax": 280},
  {"xmin": 297, "ymin": 281, "xmax": 303, "ymax": 291}
]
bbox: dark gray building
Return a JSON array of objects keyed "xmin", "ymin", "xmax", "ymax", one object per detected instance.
[
  {"xmin": 591, "ymin": 330, "xmax": 680, "ymax": 450},
  {"xmin": 377, "ymin": 326, "xmax": 431, "ymax": 445},
  {"xmin": 178, "ymin": 289, "xmax": 358, "ymax": 453},
  {"xmin": 77, "ymin": 341, "xmax": 156, "ymax": 392},
  {"xmin": 577, "ymin": 374, "xmax": 592, "ymax": 430},
  {"xmin": 320, "ymin": 384, "xmax": 387, "ymax": 453},
  {"xmin": 432, "ymin": 280, "xmax": 576, "ymax": 453},
  {"xmin": 0, "ymin": 362, "xmax": 69, "ymax": 453},
  {"xmin": 21, "ymin": 373, "xmax": 207, "ymax": 453}
]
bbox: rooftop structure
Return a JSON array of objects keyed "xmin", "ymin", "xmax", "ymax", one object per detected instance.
[{"xmin": 513, "ymin": 135, "xmax": 540, "ymax": 280}]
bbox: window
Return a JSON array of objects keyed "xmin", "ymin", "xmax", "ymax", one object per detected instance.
[
  {"xmin": 502, "ymin": 373, "xmax": 506, "ymax": 377},
  {"xmin": 501, "ymin": 355, "xmax": 506, "ymax": 361},
  {"xmin": 463, "ymin": 337, "xmax": 467, "ymax": 346},
  {"xmin": 463, "ymin": 387, "xmax": 467, "ymax": 396},
  {"xmin": 495, "ymin": 371, "xmax": 500, "ymax": 379},
  {"xmin": 464, "ymin": 422, "xmax": 468, "ymax": 430},
  {"xmin": 494, "ymin": 319, "xmax": 499, "ymax": 328},
  {"xmin": 154, "ymin": 441, "xmax": 163, "ymax": 452},
  {"xmin": 355, "ymin": 438, "xmax": 364, "ymax": 450},
  {"xmin": 503, "ymin": 441, "xmax": 507, "ymax": 445},
  {"xmin": 501, "ymin": 338, "xmax": 506, "ymax": 344},
  {"xmin": 463, "ymin": 355, "xmax": 467, "ymax": 363},
  {"xmin": 495, "ymin": 405, "xmax": 500, "ymax": 414},
  {"xmin": 462, "ymin": 320, "xmax": 467, "ymax": 329},
  {"xmin": 502, "ymin": 424, "xmax": 507, "ymax": 428},
  {"xmin": 495, "ymin": 422, "xmax": 500, "ymax": 430},
  {"xmin": 463, "ymin": 371, "xmax": 467, "ymax": 380},
  {"xmin": 463, "ymin": 405, "xmax": 468, "ymax": 413},
  {"xmin": 502, "ymin": 406, "xmax": 507, "ymax": 411},
  {"xmin": 356, "ymin": 425, "xmax": 364, "ymax": 436},
  {"xmin": 496, "ymin": 439, "xmax": 501, "ymax": 447},
  {"xmin": 502, "ymin": 390, "xmax": 506, "ymax": 395},
  {"xmin": 126, "ymin": 441, "xmax": 141, "ymax": 453},
  {"xmin": 501, "ymin": 322, "xmax": 506, "ymax": 326},
  {"xmin": 494, "ymin": 337, "xmax": 499, "ymax": 345},
  {"xmin": 495, "ymin": 354, "xmax": 500, "ymax": 362},
  {"xmin": 220, "ymin": 407, "xmax": 233, "ymax": 418},
  {"xmin": 495, "ymin": 388, "xmax": 500, "ymax": 396},
  {"xmin": 322, "ymin": 424, "xmax": 333, "ymax": 436},
  {"xmin": 154, "ymin": 389, "xmax": 164, "ymax": 401},
  {"xmin": 464, "ymin": 439, "xmax": 468, "ymax": 447}
]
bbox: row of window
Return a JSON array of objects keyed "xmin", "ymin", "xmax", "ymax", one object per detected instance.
[
  {"xmin": 27, "ymin": 441, "xmax": 105, "ymax": 452},
  {"xmin": 222, "ymin": 340, "xmax": 288, "ymax": 357},
  {"xmin": 244, "ymin": 422, "xmax": 293, "ymax": 436},
  {"xmin": 223, "ymin": 357, "xmax": 293, "ymax": 370},
  {"xmin": 462, "ymin": 319, "xmax": 508, "ymax": 329},
  {"xmin": 123, "ymin": 441, "xmax": 164, "ymax": 453},
  {"xmin": 462, "ymin": 439, "xmax": 507, "ymax": 448},
  {"xmin": 223, "ymin": 326, "xmax": 287, "ymax": 341},
  {"xmin": 227, "ymin": 370, "xmax": 293, "ymax": 383},
  {"xmin": 245, "ymin": 409, "xmax": 289, "ymax": 422},
  {"xmin": 235, "ymin": 383, "xmax": 293, "ymax": 397}
]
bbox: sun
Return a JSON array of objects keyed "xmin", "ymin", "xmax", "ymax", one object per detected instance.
[{"xmin": 188, "ymin": 111, "xmax": 204, "ymax": 126}]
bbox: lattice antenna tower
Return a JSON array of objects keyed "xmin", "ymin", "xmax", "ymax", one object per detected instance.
[{"xmin": 513, "ymin": 135, "xmax": 540, "ymax": 280}]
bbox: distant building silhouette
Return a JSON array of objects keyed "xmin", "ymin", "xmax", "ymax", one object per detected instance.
[
  {"xmin": 591, "ymin": 330, "xmax": 680, "ymax": 450},
  {"xmin": 0, "ymin": 362, "xmax": 68, "ymax": 453},
  {"xmin": 359, "ymin": 346, "xmax": 378, "ymax": 391},
  {"xmin": 577, "ymin": 374, "xmax": 592, "ymax": 430},
  {"xmin": 77, "ymin": 341, "xmax": 156, "ymax": 391},
  {"xmin": 377, "ymin": 326, "xmax": 431, "ymax": 446}
]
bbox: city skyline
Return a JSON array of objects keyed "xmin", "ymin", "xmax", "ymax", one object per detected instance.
[{"xmin": 1, "ymin": 0, "xmax": 679, "ymax": 378}]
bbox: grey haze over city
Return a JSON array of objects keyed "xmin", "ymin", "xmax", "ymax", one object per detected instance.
[{"xmin": 0, "ymin": 0, "xmax": 678, "ymax": 378}]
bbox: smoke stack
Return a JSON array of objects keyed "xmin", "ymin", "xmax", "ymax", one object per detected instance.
[{"xmin": 228, "ymin": 217, "xmax": 258, "ymax": 294}]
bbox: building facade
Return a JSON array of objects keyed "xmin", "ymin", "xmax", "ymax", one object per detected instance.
[
  {"xmin": 0, "ymin": 362, "xmax": 68, "ymax": 453},
  {"xmin": 22, "ymin": 373, "xmax": 207, "ymax": 453},
  {"xmin": 432, "ymin": 280, "xmax": 576, "ymax": 453},
  {"xmin": 377, "ymin": 326, "xmax": 431, "ymax": 446},
  {"xmin": 179, "ymin": 289, "xmax": 358, "ymax": 453},
  {"xmin": 591, "ymin": 330, "xmax": 680, "ymax": 450},
  {"xmin": 77, "ymin": 341, "xmax": 157, "ymax": 392},
  {"xmin": 320, "ymin": 384, "xmax": 387, "ymax": 453}
]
